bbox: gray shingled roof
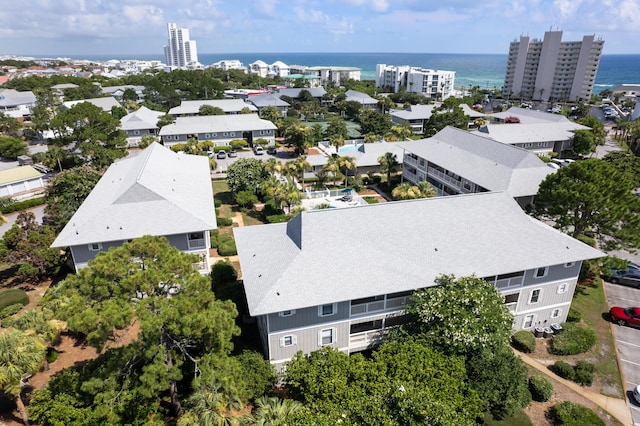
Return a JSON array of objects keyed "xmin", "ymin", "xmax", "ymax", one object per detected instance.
[
  {"xmin": 235, "ymin": 191, "xmax": 603, "ymax": 316},
  {"xmin": 490, "ymin": 107, "xmax": 573, "ymax": 124},
  {"xmin": 0, "ymin": 89, "xmax": 36, "ymax": 107},
  {"xmin": 120, "ymin": 106, "xmax": 164, "ymax": 131},
  {"xmin": 345, "ymin": 90, "xmax": 378, "ymax": 106},
  {"xmin": 276, "ymin": 88, "xmax": 327, "ymax": 99},
  {"xmin": 339, "ymin": 141, "xmax": 404, "ymax": 168},
  {"xmin": 52, "ymin": 143, "xmax": 217, "ymax": 247},
  {"xmin": 246, "ymin": 93, "xmax": 290, "ymax": 108},
  {"xmin": 159, "ymin": 114, "xmax": 277, "ymax": 136},
  {"xmin": 390, "ymin": 104, "xmax": 437, "ymax": 120},
  {"xmin": 168, "ymin": 99, "xmax": 257, "ymax": 115},
  {"xmin": 473, "ymin": 122, "xmax": 589, "ymax": 145},
  {"xmin": 397, "ymin": 126, "xmax": 555, "ymax": 197}
]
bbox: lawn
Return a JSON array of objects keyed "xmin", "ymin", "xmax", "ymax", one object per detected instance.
[
  {"xmin": 483, "ymin": 410, "xmax": 532, "ymax": 426},
  {"xmin": 0, "ymin": 288, "xmax": 28, "ymax": 310}
]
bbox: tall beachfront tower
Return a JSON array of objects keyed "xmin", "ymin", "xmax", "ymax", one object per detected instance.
[
  {"xmin": 503, "ymin": 30, "xmax": 604, "ymax": 102},
  {"xmin": 163, "ymin": 23, "xmax": 199, "ymax": 69}
]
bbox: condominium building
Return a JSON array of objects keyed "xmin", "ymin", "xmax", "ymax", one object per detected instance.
[
  {"xmin": 376, "ymin": 64, "xmax": 455, "ymax": 99},
  {"xmin": 503, "ymin": 30, "xmax": 604, "ymax": 102},
  {"xmin": 163, "ymin": 23, "xmax": 199, "ymax": 69}
]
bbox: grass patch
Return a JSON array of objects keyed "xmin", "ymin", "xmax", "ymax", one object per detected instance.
[
  {"xmin": 0, "ymin": 288, "xmax": 29, "ymax": 310},
  {"xmin": 242, "ymin": 211, "xmax": 267, "ymax": 226},
  {"xmin": 362, "ymin": 196, "xmax": 379, "ymax": 204},
  {"xmin": 570, "ymin": 274, "xmax": 623, "ymax": 397},
  {"xmin": 483, "ymin": 409, "xmax": 532, "ymax": 426}
]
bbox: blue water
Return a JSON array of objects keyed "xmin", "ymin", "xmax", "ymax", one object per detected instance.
[{"xmin": 37, "ymin": 52, "xmax": 640, "ymax": 94}]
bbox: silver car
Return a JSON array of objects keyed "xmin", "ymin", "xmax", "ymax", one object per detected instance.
[{"xmin": 608, "ymin": 268, "xmax": 640, "ymax": 288}]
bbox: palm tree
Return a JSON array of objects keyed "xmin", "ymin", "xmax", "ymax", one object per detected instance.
[
  {"xmin": 42, "ymin": 146, "xmax": 67, "ymax": 172},
  {"xmin": 337, "ymin": 156, "xmax": 357, "ymax": 187},
  {"xmin": 263, "ymin": 158, "xmax": 283, "ymax": 175},
  {"xmin": 178, "ymin": 385, "xmax": 247, "ymax": 426},
  {"xmin": 392, "ymin": 181, "xmax": 437, "ymax": 200},
  {"xmin": 417, "ymin": 181, "xmax": 438, "ymax": 198},
  {"xmin": 330, "ymin": 135, "xmax": 345, "ymax": 154},
  {"xmin": 323, "ymin": 156, "xmax": 342, "ymax": 187},
  {"xmin": 289, "ymin": 155, "xmax": 311, "ymax": 183},
  {"xmin": 251, "ymin": 397, "xmax": 303, "ymax": 425},
  {"xmin": 378, "ymin": 152, "xmax": 399, "ymax": 184},
  {"xmin": 274, "ymin": 178, "xmax": 302, "ymax": 212},
  {"xmin": 0, "ymin": 328, "xmax": 46, "ymax": 425},
  {"xmin": 473, "ymin": 118, "xmax": 487, "ymax": 129}
]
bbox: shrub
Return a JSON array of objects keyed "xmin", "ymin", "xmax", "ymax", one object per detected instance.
[
  {"xmin": 236, "ymin": 190, "xmax": 258, "ymax": 209},
  {"xmin": 512, "ymin": 330, "xmax": 536, "ymax": 353},
  {"xmin": 2, "ymin": 196, "xmax": 46, "ymax": 214},
  {"xmin": 363, "ymin": 196, "xmax": 378, "ymax": 204},
  {"xmin": 551, "ymin": 361, "xmax": 576, "ymax": 381},
  {"xmin": 566, "ymin": 308, "xmax": 581, "ymax": 323},
  {"xmin": 216, "ymin": 234, "xmax": 237, "ymax": 256},
  {"xmin": 528, "ymin": 375, "xmax": 553, "ymax": 402},
  {"xmin": 0, "ymin": 289, "xmax": 29, "ymax": 311},
  {"xmin": 211, "ymin": 259, "xmax": 238, "ymax": 290},
  {"xmin": 266, "ymin": 214, "xmax": 289, "ymax": 223},
  {"xmin": 214, "ymin": 198, "xmax": 222, "ymax": 208},
  {"xmin": 548, "ymin": 323, "xmax": 595, "ymax": 355},
  {"xmin": 213, "ymin": 145, "xmax": 230, "ymax": 152},
  {"xmin": 0, "ymin": 303, "xmax": 25, "ymax": 319},
  {"xmin": 574, "ymin": 361, "xmax": 595, "ymax": 386},
  {"xmin": 550, "ymin": 401, "xmax": 604, "ymax": 426},
  {"xmin": 576, "ymin": 234, "xmax": 596, "ymax": 248},
  {"xmin": 170, "ymin": 143, "xmax": 186, "ymax": 152},
  {"xmin": 46, "ymin": 348, "xmax": 59, "ymax": 364},
  {"xmin": 229, "ymin": 139, "xmax": 248, "ymax": 149},
  {"xmin": 216, "ymin": 217, "xmax": 233, "ymax": 227}
]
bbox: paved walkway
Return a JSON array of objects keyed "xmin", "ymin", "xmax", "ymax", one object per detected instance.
[{"xmin": 515, "ymin": 350, "xmax": 632, "ymax": 425}]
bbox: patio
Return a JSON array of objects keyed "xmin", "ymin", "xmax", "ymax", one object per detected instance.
[{"xmin": 300, "ymin": 188, "xmax": 368, "ymax": 210}]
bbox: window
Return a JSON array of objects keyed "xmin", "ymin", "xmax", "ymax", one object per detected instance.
[
  {"xmin": 350, "ymin": 320, "xmax": 383, "ymax": 334},
  {"xmin": 280, "ymin": 335, "xmax": 296, "ymax": 347},
  {"xmin": 88, "ymin": 243, "xmax": 103, "ymax": 251},
  {"xmin": 504, "ymin": 293, "xmax": 519, "ymax": 304},
  {"xmin": 319, "ymin": 328, "xmax": 334, "ymax": 346},
  {"xmin": 552, "ymin": 309, "xmax": 561, "ymax": 318},
  {"xmin": 557, "ymin": 283, "xmax": 567, "ymax": 294},
  {"xmin": 523, "ymin": 314, "xmax": 535, "ymax": 328},
  {"xmin": 279, "ymin": 310, "xmax": 296, "ymax": 317},
  {"xmin": 318, "ymin": 303, "xmax": 336, "ymax": 317},
  {"xmin": 535, "ymin": 267, "xmax": 548, "ymax": 278},
  {"xmin": 530, "ymin": 289, "xmax": 541, "ymax": 304}
]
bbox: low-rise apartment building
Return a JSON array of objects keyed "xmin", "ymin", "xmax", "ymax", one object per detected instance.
[
  {"xmin": 376, "ymin": 64, "xmax": 455, "ymax": 99},
  {"xmin": 234, "ymin": 191, "xmax": 603, "ymax": 367}
]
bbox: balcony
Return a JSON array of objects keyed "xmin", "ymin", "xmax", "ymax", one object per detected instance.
[
  {"xmin": 350, "ymin": 295, "xmax": 411, "ymax": 317},
  {"xmin": 349, "ymin": 329, "xmax": 389, "ymax": 351},
  {"xmin": 495, "ymin": 275, "xmax": 524, "ymax": 290},
  {"xmin": 428, "ymin": 169, "xmax": 462, "ymax": 189}
]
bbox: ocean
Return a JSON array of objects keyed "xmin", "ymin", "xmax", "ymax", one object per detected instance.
[{"xmin": 42, "ymin": 52, "xmax": 640, "ymax": 94}]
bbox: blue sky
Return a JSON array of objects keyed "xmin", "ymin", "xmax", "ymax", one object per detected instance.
[{"xmin": 0, "ymin": 0, "xmax": 638, "ymax": 57}]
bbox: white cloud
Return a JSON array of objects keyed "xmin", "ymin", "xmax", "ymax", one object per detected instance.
[{"xmin": 346, "ymin": 0, "xmax": 390, "ymax": 12}]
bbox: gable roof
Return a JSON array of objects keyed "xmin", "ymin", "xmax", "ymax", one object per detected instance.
[
  {"xmin": 390, "ymin": 104, "xmax": 437, "ymax": 120},
  {"xmin": 473, "ymin": 121, "xmax": 590, "ymax": 145},
  {"xmin": 120, "ymin": 106, "xmax": 164, "ymax": 131},
  {"xmin": 344, "ymin": 89, "xmax": 378, "ymax": 105},
  {"xmin": 52, "ymin": 143, "xmax": 217, "ymax": 247},
  {"xmin": 62, "ymin": 97, "xmax": 120, "ymax": 112},
  {"xmin": 338, "ymin": 141, "xmax": 404, "ymax": 167},
  {"xmin": 246, "ymin": 93, "xmax": 290, "ymax": 108},
  {"xmin": 397, "ymin": 126, "xmax": 555, "ymax": 197},
  {"xmin": 276, "ymin": 88, "xmax": 327, "ymax": 99},
  {"xmin": 159, "ymin": 114, "xmax": 277, "ymax": 136},
  {"xmin": 235, "ymin": 191, "xmax": 603, "ymax": 315},
  {"xmin": 490, "ymin": 107, "xmax": 573, "ymax": 124},
  {"xmin": 168, "ymin": 99, "xmax": 257, "ymax": 116},
  {"xmin": 0, "ymin": 89, "xmax": 36, "ymax": 107}
]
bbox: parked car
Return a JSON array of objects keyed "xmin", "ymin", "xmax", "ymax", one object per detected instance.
[
  {"xmin": 228, "ymin": 149, "xmax": 237, "ymax": 157},
  {"xmin": 609, "ymin": 306, "xmax": 640, "ymax": 327},
  {"xmin": 634, "ymin": 384, "xmax": 640, "ymax": 403},
  {"xmin": 253, "ymin": 146, "xmax": 264, "ymax": 155},
  {"xmin": 216, "ymin": 151, "xmax": 227, "ymax": 159},
  {"xmin": 267, "ymin": 146, "xmax": 277, "ymax": 155},
  {"xmin": 606, "ymin": 268, "xmax": 640, "ymax": 287}
]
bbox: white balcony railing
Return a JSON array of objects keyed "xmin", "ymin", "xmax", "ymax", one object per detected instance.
[
  {"xmin": 349, "ymin": 329, "xmax": 389, "ymax": 349},
  {"xmin": 188, "ymin": 238, "xmax": 206, "ymax": 250}
]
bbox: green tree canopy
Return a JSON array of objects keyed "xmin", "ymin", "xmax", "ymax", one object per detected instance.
[
  {"xmin": 572, "ymin": 129, "xmax": 596, "ymax": 156},
  {"xmin": 358, "ymin": 109, "xmax": 392, "ymax": 136},
  {"xmin": 0, "ymin": 135, "xmax": 27, "ymax": 159},
  {"xmin": 44, "ymin": 166, "xmax": 102, "ymax": 233},
  {"xmin": 324, "ymin": 116, "xmax": 349, "ymax": 141},
  {"xmin": 533, "ymin": 158, "xmax": 640, "ymax": 250},
  {"xmin": 260, "ymin": 105, "xmax": 282, "ymax": 123},
  {"xmin": 577, "ymin": 115, "xmax": 606, "ymax": 145},
  {"xmin": 226, "ymin": 157, "xmax": 269, "ymax": 194},
  {"xmin": 378, "ymin": 152, "xmax": 400, "ymax": 183},
  {"xmin": 49, "ymin": 102, "xmax": 127, "ymax": 169},
  {"xmin": 408, "ymin": 274, "xmax": 514, "ymax": 354},
  {"xmin": 602, "ymin": 151, "xmax": 640, "ymax": 187},
  {"xmin": 199, "ymin": 105, "xmax": 225, "ymax": 116},
  {"xmin": 42, "ymin": 236, "xmax": 240, "ymax": 417},
  {"xmin": 424, "ymin": 108, "xmax": 469, "ymax": 137}
]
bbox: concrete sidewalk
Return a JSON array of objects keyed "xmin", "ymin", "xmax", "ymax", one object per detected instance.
[{"xmin": 516, "ymin": 350, "xmax": 632, "ymax": 425}]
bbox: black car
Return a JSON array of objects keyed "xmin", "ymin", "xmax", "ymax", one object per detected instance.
[{"xmin": 267, "ymin": 146, "xmax": 277, "ymax": 155}]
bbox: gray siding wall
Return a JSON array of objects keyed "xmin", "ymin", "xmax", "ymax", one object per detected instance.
[
  {"xmin": 523, "ymin": 262, "xmax": 581, "ymax": 286},
  {"xmin": 268, "ymin": 319, "xmax": 350, "ymax": 362},
  {"xmin": 267, "ymin": 301, "xmax": 350, "ymax": 332}
]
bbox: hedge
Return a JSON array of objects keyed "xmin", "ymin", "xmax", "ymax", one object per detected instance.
[
  {"xmin": 2, "ymin": 197, "xmax": 46, "ymax": 214},
  {"xmin": 216, "ymin": 234, "xmax": 237, "ymax": 256},
  {"xmin": 550, "ymin": 402, "xmax": 604, "ymax": 426},
  {"xmin": 529, "ymin": 375, "xmax": 553, "ymax": 402},
  {"xmin": 548, "ymin": 323, "xmax": 595, "ymax": 355},
  {"xmin": 0, "ymin": 288, "xmax": 29, "ymax": 310},
  {"xmin": 216, "ymin": 217, "xmax": 233, "ymax": 227},
  {"xmin": 512, "ymin": 330, "xmax": 536, "ymax": 353},
  {"xmin": 566, "ymin": 308, "xmax": 581, "ymax": 323},
  {"xmin": 0, "ymin": 303, "xmax": 25, "ymax": 319},
  {"xmin": 229, "ymin": 139, "xmax": 249, "ymax": 149},
  {"xmin": 551, "ymin": 361, "xmax": 576, "ymax": 381}
]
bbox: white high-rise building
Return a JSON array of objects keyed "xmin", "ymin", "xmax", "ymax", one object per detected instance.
[
  {"xmin": 503, "ymin": 30, "xmax": 604, "ymax": 102},
  {"xmin": 163, "ymin": 23, "xmax": 199, "ymax": 69},
  {"xmin": 376, "ymin": 64, "xmax": 455, "ymax": 100}
]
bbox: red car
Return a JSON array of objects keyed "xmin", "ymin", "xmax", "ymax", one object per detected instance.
[{"xmin": 609, "ymin": 307, "xmax": 640, "ymax": 327}]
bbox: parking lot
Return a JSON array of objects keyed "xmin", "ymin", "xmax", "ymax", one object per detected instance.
[{"xmin": 604, "ymin": 278, "xmax": 640, "ymax": 424}]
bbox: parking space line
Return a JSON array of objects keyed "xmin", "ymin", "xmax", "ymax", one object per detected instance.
[
  {"xmin": 621, "ymin": 358, "xmax": 640, "ymax": 367},
  {"xmin": 609, "ymin": 296, "xmax": 640, "ymax": 304},
  {"xmin": 618, "ymin": 340, "xmax": 640, "ymax": 349}
]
